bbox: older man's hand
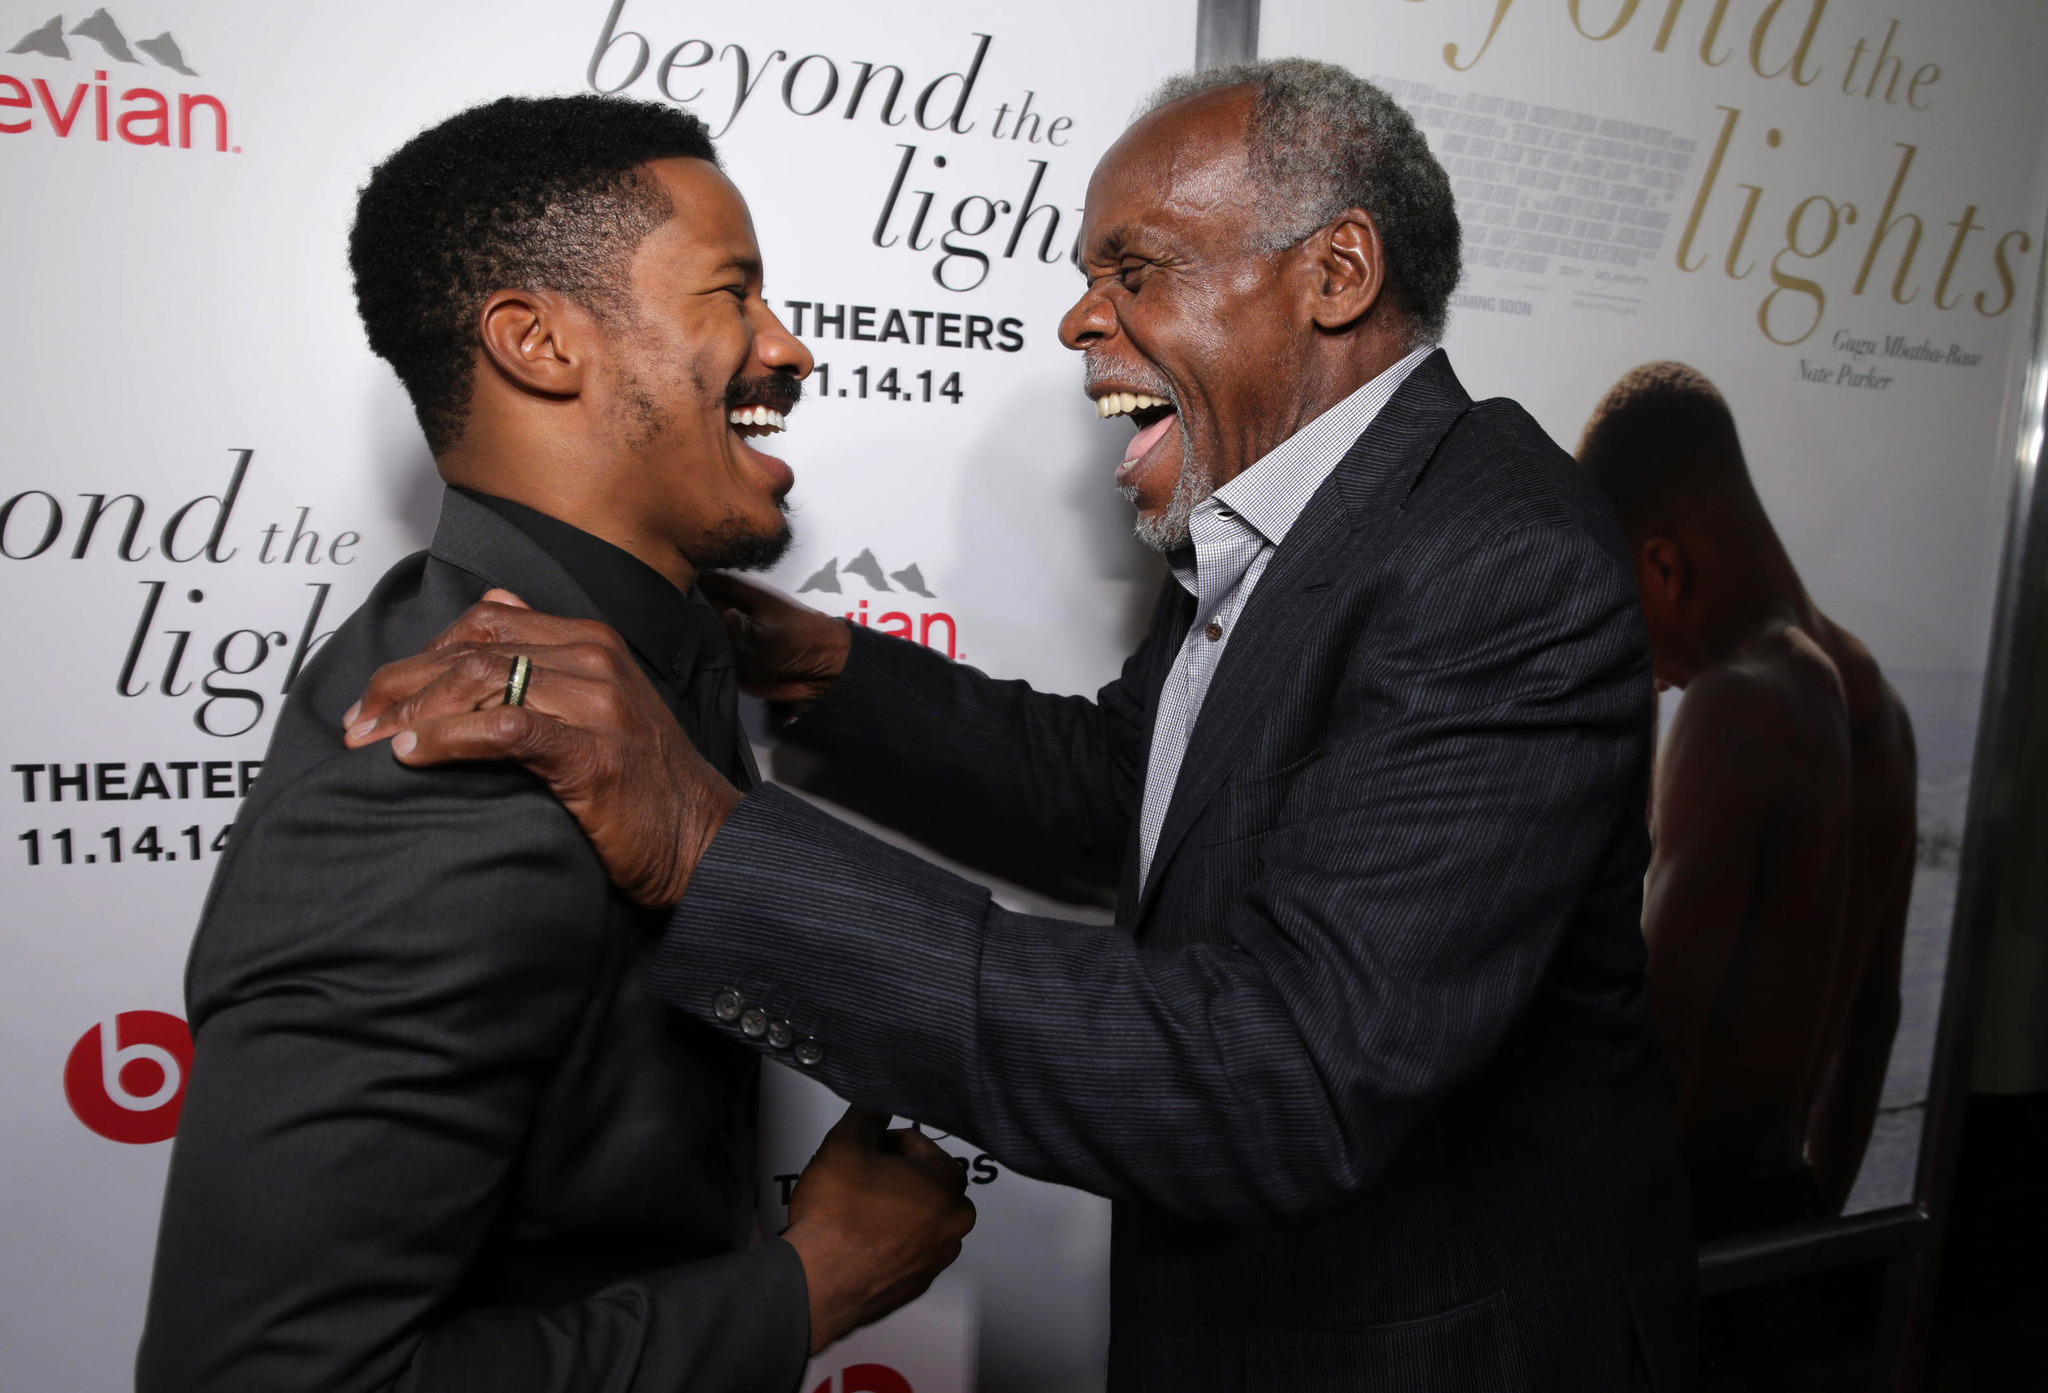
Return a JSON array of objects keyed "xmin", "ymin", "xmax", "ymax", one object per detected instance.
[
  {"xmin": 698, "ymin": 572, "xmax": 852, "ymax": 711},
  {"xmin": 341, "ymin": 589, "xmax": 733, "ymax": 908}
]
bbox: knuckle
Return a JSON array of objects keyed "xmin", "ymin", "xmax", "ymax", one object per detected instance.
[
  {"xmin": 571, "ymin": 641, "xmax": 617, "ymax": 677},
  {"xmin": 483, "ymin": 704, "xmax": 526, "ymax": 744}
]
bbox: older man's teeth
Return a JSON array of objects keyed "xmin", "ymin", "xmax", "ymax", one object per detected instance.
[
  {"xmin": 1094, "ymin": 392, "xmax": 1171, "ymax": 419},
  {"xmin": 728, "ymin": 406, "xmax": 787, "ymax": 432}
]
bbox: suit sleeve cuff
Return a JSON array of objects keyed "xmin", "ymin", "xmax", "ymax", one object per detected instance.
[
  {"xmin": 650, "ymin": 784, "xmax": 988, "ymax": 1126},
  {"xmin": 639, "ymin": 1236, "xmax": 811, "ymax": 1393},
  {"xmin": 753, "ymin": 1237, "xmax": 813, "ymax": 1393}
]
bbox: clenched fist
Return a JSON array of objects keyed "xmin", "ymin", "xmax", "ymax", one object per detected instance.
[{"xmin": 783, "ymin": 1107, "xmax": 977, "ymax": 1353}]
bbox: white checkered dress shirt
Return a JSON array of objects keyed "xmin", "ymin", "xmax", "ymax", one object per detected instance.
[{"xmin": 1136, "ymin": 347, "xmax": 1434, "ymax": 889}]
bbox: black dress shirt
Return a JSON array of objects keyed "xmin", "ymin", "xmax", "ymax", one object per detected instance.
[{"xmin": 459, "ymin": 489, "xmax": 757, "ymax": 788}]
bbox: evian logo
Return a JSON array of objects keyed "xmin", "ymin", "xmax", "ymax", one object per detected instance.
[
  {"xmin": 3, "ymin": 8, "xmax": 235, "ymax": 151},
  {"xmin": 797, "ymin": 548, "xmax": 962, "ymax": 659}
]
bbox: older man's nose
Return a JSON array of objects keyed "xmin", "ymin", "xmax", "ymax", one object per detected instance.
[{"xmin": 1059, "ymin": 291, "xmax": 1116, "ymax": 350}]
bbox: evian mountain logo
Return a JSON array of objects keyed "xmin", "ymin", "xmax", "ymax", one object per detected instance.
[
  {"xmin": 12, "ymin": 7, "xmax": 192, "ymax": 70},
  {"xmin": 797, "ymin": 548, "xmax": 962, "ymax": 659},
  {"xmin": 3, "ymin": 8, "xmax": 234, "ymax": 151}
]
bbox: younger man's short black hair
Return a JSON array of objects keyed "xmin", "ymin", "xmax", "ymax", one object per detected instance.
[{"xmin": 350, "ymin": 95, "xmax": 718, "ymax": 455}]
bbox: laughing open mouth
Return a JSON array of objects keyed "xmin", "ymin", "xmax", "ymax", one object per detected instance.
[
  {"xmin": 1095, "ymin": 390, "xmax": 1178, "ymax": 466},
  {"xmin": 727, "ymin": 405, "xmax": 788, "ymax": 437}
]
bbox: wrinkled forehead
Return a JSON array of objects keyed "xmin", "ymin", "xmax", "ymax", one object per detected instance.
[{"xmin": 1082, "ymin": 87, "xmax": 1259, "ymax": 249}]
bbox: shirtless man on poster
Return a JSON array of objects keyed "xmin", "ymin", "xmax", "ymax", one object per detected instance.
[{"xmin": 1578, "ymin": 361, "xmax": 1918, "ymax": 1237}]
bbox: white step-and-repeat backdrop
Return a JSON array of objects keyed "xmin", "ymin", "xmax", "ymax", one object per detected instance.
[
  {"xmin": 7, "ymin": 2, "xmax": 2048, "ymax": 1391},
  {"xmin": 1, "ymin": 3, "xmax": 1191, "ymax": 1390}
]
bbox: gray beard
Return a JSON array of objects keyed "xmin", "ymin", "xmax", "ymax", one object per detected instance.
[{"xmin": 1122, "ymin": 436, "xmax": 1215, "ymax": 553}]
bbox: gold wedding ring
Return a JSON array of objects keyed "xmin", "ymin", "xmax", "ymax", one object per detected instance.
[{"xmin": 504, "ymin": 654, "xmax": 532, "ymax": 708}]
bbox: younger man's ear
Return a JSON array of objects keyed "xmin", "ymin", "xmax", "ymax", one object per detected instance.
[
  {"xmin": 478, "ymin": 289, "xmax": 587, "ymax": 397},
  {"xmin": 1304, "ymin": 209, "xmax": 1389, "ymax": 332}
]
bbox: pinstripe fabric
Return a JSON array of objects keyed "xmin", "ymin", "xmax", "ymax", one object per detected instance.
[
  {"xmin": 654, "ymin": 352, "xmax": 1696, "ymax": 1393},
  {"xmin": 1139, "ymin": 346, "xmax": 1431, "ymax": 887}
]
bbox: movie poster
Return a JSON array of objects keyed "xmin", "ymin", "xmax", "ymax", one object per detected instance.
[
  {"xmin": 0, "ymin": 3, "xmax": 1191, "ymax": 1390},
  {"xmin": 1257, "ymin": 0, "xmax": 2048, "ymax": 1234}
]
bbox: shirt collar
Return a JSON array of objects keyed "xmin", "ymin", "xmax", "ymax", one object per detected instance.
[
  {"xmin": 453, "ymin": 488, "xmax": 730, "ymax": 693},
  {"xmin": 1211, "ymin": 344, "xmax": 1435, "ymax": 547}
]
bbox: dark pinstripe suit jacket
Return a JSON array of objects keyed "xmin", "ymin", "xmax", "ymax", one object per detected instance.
[{"xmin": 654, "ymin": 350, "xmax": 1697, "ymax": 1391}]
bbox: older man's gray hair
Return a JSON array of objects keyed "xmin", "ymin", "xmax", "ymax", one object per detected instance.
[{"xmin": 1146, "ymin": 58, "xmax": 1462, "ymax": 344}]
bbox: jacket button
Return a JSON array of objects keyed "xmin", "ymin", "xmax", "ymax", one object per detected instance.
[
  {"xmin": 713, "ymin": 989, "xmax": 744, "ymax": 1022},
  {"xmin": 766, "ymin": 1018, "xmax": 794, "ymax": 1050},
  {"xmin": 793, "ymin": 1038, "xmax": 825, "ymax": 1067},
  {"xmin": 740, "ymin": 1007, "xmax": 769, "ymax": 1039}
]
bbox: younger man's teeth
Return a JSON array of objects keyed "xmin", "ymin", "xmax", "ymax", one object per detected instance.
[
  {"xmin": 727, "ymin": 406, "xmax": 786, "ymax": 431},
  {"xmin": 1094, "ymin": 392, "xmax": 1170, "ymax": 419}
]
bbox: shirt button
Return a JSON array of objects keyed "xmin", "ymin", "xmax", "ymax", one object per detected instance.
[
  {"xmin": 793, "ymin": 1037, "xmax": 826, "ymax": 1068},
  {"xmin": 740, "ymin": 1007, "xmax": 769, "ymax": 1039},
  {"xmin": 766, "ymin": 1018, "xmax": 795, "ymax": 1050},
  {"xmin": 713, "ymin": 989, "xmax": 744, "ymax": 1022},
  {"xmin": 1205, "ymin": 622, "xmax": 1224, "ymax": 641}
]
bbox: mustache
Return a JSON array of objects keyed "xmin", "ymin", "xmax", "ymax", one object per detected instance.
[
  {"xmin": 724, "ymin": 372, "xmax": 803, "ymax": 412},
  {"xmin": 1083, "ymin": 354, "xmax": 1175, "ymax": 402}
]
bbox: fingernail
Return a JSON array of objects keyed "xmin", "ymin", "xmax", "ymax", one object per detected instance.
[
  {"xmin": 392, "ymin": 731, "xmax": 416, "ymax": 757},
  {"xmin": 342, "ymin": 701, "xmax": 360, "ymax": 726},
  {"xmin": 347, "ymin": 721, "xmax": 376, "ymax": 743}
]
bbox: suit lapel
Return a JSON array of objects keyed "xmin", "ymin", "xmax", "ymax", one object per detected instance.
[
  {"xmin": 1133, "ymin": 351, "xmax": 1475, "ymax": 922},
  {"xmin": 1116, "ymin": 578, "xmax": 1198, "ymax": 923}
]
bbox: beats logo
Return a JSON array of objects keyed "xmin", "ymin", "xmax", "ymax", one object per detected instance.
[
  {"xmin": 64, "ymin": 1011, "xmax": 193, "ymax": 1144},
  {"xmin": 810, "ymin": 1365, "xmax": 912, "ymax": 1393}
]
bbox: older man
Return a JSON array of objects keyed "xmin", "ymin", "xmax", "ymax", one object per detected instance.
[{"xmin": 350, "ymin": 62, "xmax": 1695, "ymax": 1391}]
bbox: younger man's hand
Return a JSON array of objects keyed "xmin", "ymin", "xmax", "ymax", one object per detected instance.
[{"xmin": 782, "ymin": 1107, "xmax": 977, "ymax": 1354}]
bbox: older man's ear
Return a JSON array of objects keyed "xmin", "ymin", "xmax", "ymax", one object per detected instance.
[{"xmin": 1302, "ymin": 209, "xmax": 1392, "ymax": 332}]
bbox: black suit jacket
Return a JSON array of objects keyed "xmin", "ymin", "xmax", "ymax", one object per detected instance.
[
  {"xmin": 137, "ymin": 489, "xmax": 808, "ymax": 1393},
  {"xmin": 651, "ymin": 352, "xmax": 1695, "ymax": 1391}
]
